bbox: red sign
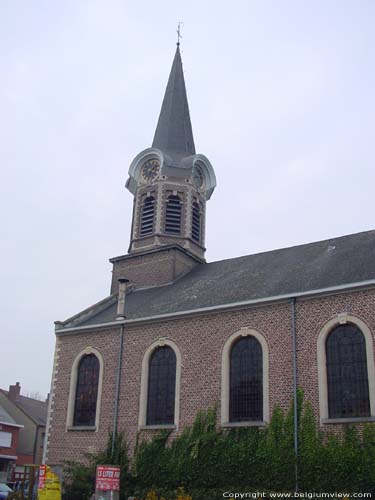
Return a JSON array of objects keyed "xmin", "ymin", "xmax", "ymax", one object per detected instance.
[
  {"xmin": 95, "ymin": 465, "xmax": 120, "ymax": 492},
  {"xmin": 38, "ymin": 465, "xmax": 47, "ymax": 489}
]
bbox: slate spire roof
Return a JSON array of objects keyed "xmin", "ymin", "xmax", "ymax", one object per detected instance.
[{"xmin": 152, "ymin": 45, "xmax": 196, "ymax": 157}]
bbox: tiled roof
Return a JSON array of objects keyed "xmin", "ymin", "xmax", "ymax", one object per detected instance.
[
  {"xmin": 1, "ymin": 391, "xmax": 47, "ymax": 426},
  {"xmin": 59, "ymin": 230, "xmax": 375, "ymax": 329},
  {"xmin": 0, "ymin": 403, "xmax": 17, "ymax": 426},
  {"xmin": 14, "ymin": 395, "xmax": 47, "ymax": 426}
]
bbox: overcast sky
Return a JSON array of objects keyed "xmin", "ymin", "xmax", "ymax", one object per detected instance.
[{"xmin": 1, "ymin": 1, "xmax": 374, "ymax": 397}]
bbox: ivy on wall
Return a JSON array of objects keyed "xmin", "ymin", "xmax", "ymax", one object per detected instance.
[{"xmin": 62, "ymin": 392, "xmax": 375, "ymax": 500}]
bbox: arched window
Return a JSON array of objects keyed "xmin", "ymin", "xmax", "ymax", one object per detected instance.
[
  {"xmin": 73, "ymin": 354, "xmax": 100, "ymax": 427},
  {"xmin": 165, "ymin": 195, "xmax": 181, "ymax": 235},
  {"xmin": 230, "ymin": 336, "xmax": 263, "ymax": 422},
  {"xmin": 140, "ymin": 196, "xmax": 155, "ymax": 236},
  {"xmin": 191, "ymin": 202, "xmax": 201, "ymax": 242},
  {"xmin": 326, "ymin": 324, "xmax": 370, "ymax": 419},
  {"xmin": 147, "ymin": 346, "xmax": 176, "ymax": 425}
]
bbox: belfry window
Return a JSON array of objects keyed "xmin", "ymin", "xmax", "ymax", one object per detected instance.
[
  {"xmin": 147, "ymin": 346, "xmax": 176, "ymax": 425},
  {"xmin": 230, "ymin": 336, "xmax": 263, "ymax": 422},
  {"xmin": 165, "ymin": 195, "xmax": 182, "ymax": 235},
  {"xmin": 73, "ymin": 354, "xmax": 100, "ymax": 427},
  {"xmin": 140, "ymin": 196, "xmax": 155, "ymax": 236},
  {"xmin": 191, "ymin": 202, "xmax": 201, "ymax": 242},
  {"xmin": 326, "ymin": 324, "xmax": 370, "ymax": 419}
]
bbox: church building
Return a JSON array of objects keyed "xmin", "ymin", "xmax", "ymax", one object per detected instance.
[{"xmin": 45, "ymin": 44, "xmax": 375, "ymax": 466}]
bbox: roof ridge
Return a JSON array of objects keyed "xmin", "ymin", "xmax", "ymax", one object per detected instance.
[
  {"xmin": 17, "ymin": 394, "xmax": 47, "ymax": 404},
  {"xmin": 206, "ymin": 229, "xmax": 375, "ymax": 267},
  {"xmin": 56, "ymin": 294, "xmax": 117, "ymax": 327}
]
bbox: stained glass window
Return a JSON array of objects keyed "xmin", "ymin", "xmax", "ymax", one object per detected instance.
[
  {"xmin": 147, "ymin": 346, "xmax": 176, "ymax": 425},
  {"xmin": 326, "ymin": 324, "xmax": 370, "ymax": 418},
  {"xmin": 230, "ymin": 336, "xmax": 263, "ymax": 422},
  {"xmin": 73, "ymin": 354, "xmax": 100, "ymax": 426}
]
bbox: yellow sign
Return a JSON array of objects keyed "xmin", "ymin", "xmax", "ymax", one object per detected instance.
[{"xmin": 38, "ymin": 466, "xmax": 61, "ymax": 500}]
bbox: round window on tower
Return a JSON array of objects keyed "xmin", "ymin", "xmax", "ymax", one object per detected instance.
[
  {"xmin": 141, "ymin": 159, "xmax": 160, "ymax": 182},
  {"xmin": 193, "ymin": 166, "xmax": 204, "ymax": 189}
]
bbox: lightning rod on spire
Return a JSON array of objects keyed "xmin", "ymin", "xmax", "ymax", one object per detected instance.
[{"xmin": 176, "ymin": 21, "xmax": 183, "ymax": 46}]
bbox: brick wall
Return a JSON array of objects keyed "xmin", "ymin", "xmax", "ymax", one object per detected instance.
[
  {"xmin": 0, "ymin": 423, "xmax": 19, "ymax": 458},
  {"xmin": 110, "ymin": 247, "xmax": 200, "ymax": 294},
  {"xmin": 296, "ymin": 288, "xmax": 375, "ymax": 434},
  {"xmin": 46, "ymin": 288, "xmax": 375, "ymax": 466}
]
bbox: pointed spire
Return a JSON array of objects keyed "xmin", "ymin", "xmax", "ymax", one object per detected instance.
[{"xmin": 152, "ymin": 45, "xmax": 196, "ymax": 157}]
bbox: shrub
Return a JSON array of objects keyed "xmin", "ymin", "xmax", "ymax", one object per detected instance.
[
  {"xmin": 62, "ymin": 431, "xmax": 133, "ymax": 500},
  {"xmin": 63, "ymin": 394, "xmax": 375, "ymax": 498}
]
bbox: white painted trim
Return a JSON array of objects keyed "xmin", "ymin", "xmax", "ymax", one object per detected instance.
[
  {"xmin": 0, "ymin": 421, "xmax": 24, "ymax": 429},
  {"xmin": 138, "ymin": 338, "xmax": 181, "ymax": 430},
  {"xmin": 221, "ymin": 421, "xmax": 266, "ymax": 428},
  {"xmin": 127, "ymin": 147, "xmax": 165, "ymax": 194},
  {"xmin": 66, "ymin": 347, "xmax": 104, "ymax": 431},
  {"xmin": 317, "ymin": 315, "xmax": 375, "ymax": 422},
  {"xmin": 192, "ymin": 154, "xmax": 217, "ymax": 200},
  {"xmin": 0, "ymin": 454, "xmax": 17, "ymax": 460},
  {"xmin": 221, "ymin": 328, "xmax": 269, "ymax": 425},
  {"xmin": 55, "ymin": 280, "xmax": 375, "ymax": 335}
]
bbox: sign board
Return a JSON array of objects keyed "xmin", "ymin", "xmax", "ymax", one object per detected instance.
[
  {"xmin": 95, "ymin": 465, "xmax": 120, "ymax": 492},
  {"xmin": 38, "ymin": 465, "xmax": 47, "ymax": 489},
  {"xmin": 38, "ymin": 465, "xmax": 61, "ymax": 500}
]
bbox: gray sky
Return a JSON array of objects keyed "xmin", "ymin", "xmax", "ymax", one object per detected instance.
[{"xmin": 1, "ymin": 1, "xmax": 374, "ymax": 397}]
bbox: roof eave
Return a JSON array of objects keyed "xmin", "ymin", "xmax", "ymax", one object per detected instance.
[{"xmin": 55, "ymin": 279, "xmax": 375, "ymax": 335}]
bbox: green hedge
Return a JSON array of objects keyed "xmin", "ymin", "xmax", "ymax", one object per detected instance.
[{"xmin": 63, "ymin": 392, "xmax": 375, "ymax": 499}]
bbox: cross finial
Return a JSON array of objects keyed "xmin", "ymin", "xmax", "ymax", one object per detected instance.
[{"xmin": 176, "ymin": 21, "xmax": 183, "ymax": 46}]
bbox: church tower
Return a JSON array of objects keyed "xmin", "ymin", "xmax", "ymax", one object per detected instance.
[{"xmin": 125, "ymin": 44, "xmax": 216, "ymax": 261}]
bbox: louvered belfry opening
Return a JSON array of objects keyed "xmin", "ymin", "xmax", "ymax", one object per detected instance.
[
  {"xmin": 326, "ymin": 324, "xmax": 370, "ymax": 418},
  {"xmin": 140, "ymin": 195, "xmax": 155, "ymax": 236},
  {"xmin": 192, "ymin": 201, "xmax": 201, "ymax": 242},
  {"xmin": 165, "ymin": 195, "xmax": 182, "ymax": 235},
  {"xmin": 230, "ymin": 336, "xmax": 263, "ymax": 422}
]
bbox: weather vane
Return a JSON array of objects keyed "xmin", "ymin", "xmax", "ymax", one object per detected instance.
[{"xmin": 177, "ymin": 21, "xmax": 183, "ymax": 46}]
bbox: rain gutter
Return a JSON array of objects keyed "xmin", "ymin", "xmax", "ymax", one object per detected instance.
[{"xmin": 55, "ymin": 279, "xmax": 375, "ymax": 335}]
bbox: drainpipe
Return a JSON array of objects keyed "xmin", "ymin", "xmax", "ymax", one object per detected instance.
[
  {"xmin": 32, "ymin": 424, "xmax": 41, "ymax": 464},
  {"xmin": 112, "ymin": 324, "xmax": 124, "ymax": 458},
  {"xmin": 291, "ymin": 297, "xmax": 298, "ymax": 492},
  {"xmin": 112, "ymin": 279, "xmax": 129, "ymax": 457}
]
